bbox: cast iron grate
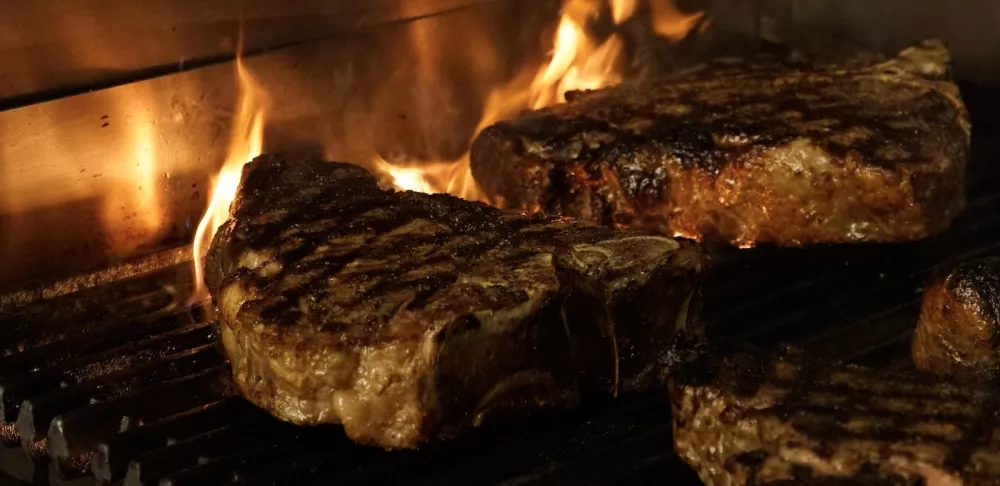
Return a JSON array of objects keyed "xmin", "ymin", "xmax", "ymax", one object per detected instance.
[{"xmin": 0, "ymin": 82, "xmax": 998, "ymax": 486}]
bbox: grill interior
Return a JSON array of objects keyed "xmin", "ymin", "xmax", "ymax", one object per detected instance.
[{"xmin": 0, "ymin": 80, "xmax": 998, "ymax": 486}]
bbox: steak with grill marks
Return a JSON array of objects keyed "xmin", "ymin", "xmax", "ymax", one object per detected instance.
[
  {"xmin": 913, "ymin": 257, "xmax": 1000, "ymax": 379},
  {"xmin": 470, "ymin": 40, "xmax": 971, "ymax": 246},
  {"xmin": 203, "ymin": 154, "xmax": 704, "ymax": 449},
  {"xmin": 670, "ymin": 348, "xmax": 1000, "ymax": 486}
]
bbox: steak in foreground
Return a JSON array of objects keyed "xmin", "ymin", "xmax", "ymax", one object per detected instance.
[
  {"xmin": 671, "ymin": 348, "xmax": 1000, "ymax": 486},
  {"xmin": 204, "ymin": 155, "xmax": 704, "ymax": 449},
  {"xmin": 471, "ymin": 40, "xmax": 971, "ymax": 246},
  {"xmin": 913, "ymin": 257, "xmax": 1000, "ymax": 379}
]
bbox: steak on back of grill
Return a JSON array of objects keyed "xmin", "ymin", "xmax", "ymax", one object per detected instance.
[
  {"xmin": 671, "ymin": 348, "xmax": 1000, "ymax": 486},
  {"xmin": 913, "ymin": 257, "xmax": 1000, "ymax": 379},
  {"xmin": 204, "ymin": 155, "xmax": 704, "ymax": 449},
  {"xmin": 470, "ymin": 40, "xmax": 971, "ymax": 246}
]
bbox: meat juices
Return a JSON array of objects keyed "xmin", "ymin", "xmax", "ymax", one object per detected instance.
[
  {"xmin": 470, "ymin": 40, "xmax": 970, "ymax": 246},
  {"xmin": 913, "ymin": 257, "xmax": 1000, "ymax": 379},
  {"xmin": 204, "ymin": 155, "xmax": 704, "ymax": 449}
]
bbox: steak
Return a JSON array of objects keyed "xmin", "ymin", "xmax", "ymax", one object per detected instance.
[
  {"xmin": 470, "ymin": 40, "xmax": 971, "ymax": 246},
  {"xmin": 670, "ymin": 348, "xmax": 1000, "ymax": 486},
  {"xmin": 204, "ymin": 154, "xmax": 704, "ymax": 449},
  {"xmin": 913, "ymin": 257, "xmax": 1000, "ymax": 379}
]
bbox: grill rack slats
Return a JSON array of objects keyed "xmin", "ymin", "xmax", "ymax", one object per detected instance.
[
  {"xmin": 91, "ymin": 397, "xmax": 258, "ymax": 483},
  {"xmin": 18, "ymin": 345, "xmax": 224, "ymax": 449},
  {"xmin": 125, "ymin": 421, "xmax": 278, "ymax": 486},
  {"xmin": 0, "ymin": 87, "xmax": 996, "ymax": 486},
  {"xmin": 0, "ymin": 321, "xmax": 215, "ymax": 426},
  {"xmin": 0, "ymin": 265, "xmax": 192, "ymax": 356},
  {"xmin": 48, "ymin": 364, "xmax": 231, "ymax": 480}
]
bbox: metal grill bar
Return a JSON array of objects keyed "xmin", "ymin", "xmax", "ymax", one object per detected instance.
[
  {"xmin": 48, "ymin": 364, "xmax": 231, "ymax": 479},
  {"xmin": 91, "ymin": 397, "xmax": 257, "ymax": 482}
]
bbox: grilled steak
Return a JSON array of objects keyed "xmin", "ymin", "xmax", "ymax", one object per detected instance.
[
  {"xmin": 913, "ymin": 257, "xmax": 1000, "ymax": 379},
  {"xmin": 204, "ymin": 155, "xmax": 704, "ymax": 449},
  {"xmin": 670, "ymin": 348, "xmax": 1000, "ymax": 486},
  {"xmin": 470, "ymin": 40, "xmax": 970, "ymax": 246}
]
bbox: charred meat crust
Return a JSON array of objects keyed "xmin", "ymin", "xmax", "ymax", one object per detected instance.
[
  {"xmin": 670, "ymin": 348, "xmax": 1000, "ymax": 486},
  {"xmin": 205, "ymin": 154, "xmax": 704, "ymax": 449},
  {"xmin": 913, "ymin": 257, "xmax": 1000, "ymax": 379},
  {"xmin": 470, "ymin": 40, "xmax": 970, "ymax": 246}
]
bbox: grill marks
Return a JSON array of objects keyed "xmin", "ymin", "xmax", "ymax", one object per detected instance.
[
  {"xmin": 497, "ymin": 72, "xmax": 963, "ymax": 180},
  {"xmin": 948, "ymin": 258, "xmax": 1000, "ymax": 328},
  {"xmin": 470, "ymin": 41, "xmax": 969, "ymax": 246},
  {"xmin": 205, "ymin": 155, "xmax": 705, "ymax": 448},
  {"xmin": 215, "ymin": 156, "xmax": 630, "ymax": 343},
  {"xmin": 672, "ymin": 350, "xmax": 1000, "ymax": 484},
  {"xmin": 221, "ymin": 163, "xmax": 534, "ymax": 334}
]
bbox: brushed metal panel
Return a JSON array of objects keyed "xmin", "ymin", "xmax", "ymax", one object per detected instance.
[
  {"xmin": 0, "ymin": 0, "xmax": 559, "ymax": 290},
  {"xmin": 0, "ymin": 0, "xmax": 496, "ymax": 105},
  {"xmin": 756, "ymin": 0, "xmax": 1000, "ymax": 87}
]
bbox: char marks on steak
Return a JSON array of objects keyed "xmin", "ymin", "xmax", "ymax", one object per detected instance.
[
  {"xmin": 471, "ymin": 40, "xmax": 970, "ymax": 246},
  {"xmin": 913, "ymin": 257, "xmax": 1000, "ymax": 379},
  {"xmin": 670, "ymin": 348, "xmax": 1000, "ymax": 486},
  {"xmin": 204, "ymin": 155, "xmax": 704, "ymax": 449}
]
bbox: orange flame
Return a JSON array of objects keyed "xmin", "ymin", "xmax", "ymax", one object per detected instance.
[
  {"xmin": 529, "ymin": 0, "xmax": 631, "ymax": 108},
  {"xmin": 190, "ymin": 54, "xmax": 266, "ymax": 301},
  {"xmin": 373, "ymin": 82, "xmax": 534, "ymax": 201},
  {"xmin": 375, "ymin": 0, "xmax": 701, "ymax": 198},
  {"xmin": 610, "ymin": 0, "xmax": 637, "ymax": 24},
  {"xmin": 649, "ymin": 0, "xmax": 705, "ymax": 41}
]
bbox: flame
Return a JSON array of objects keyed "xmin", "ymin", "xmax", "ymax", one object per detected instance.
[
  {"xmin": 373, "ymin": 83, "xmax": 534, "ymax": 201},
  {"xmin": 648, "ymin": 0, "xmax": 705, "ymax": 41},
  {"xmin": 528, "ymin": 0, "xmax": 628, "ymax": 109},
  {"xmin": 190, "ymin": 54, "xmax": 266, "ymax": 300},
  {"xmin": 610, "ymin": 0, "xmax": 637, "ymax": 24},
  {"xmin": 375, "ymin": 0, "xmax": 701, "ymax": 198},
  {"xmin": 372, "ymin": 156, "xmax": 437, "ymax": 194}
]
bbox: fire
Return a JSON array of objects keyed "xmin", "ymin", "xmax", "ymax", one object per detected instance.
[
  {"xmin": 529, "ymin": 0, "xmax": 632, "ymax": 109},
  {"xmin": 375, "ymin": 0, "xmax": 701, "ymax": 198},
  {"xmin": 185, "ymin": 0, "xmax": 702, "ymax": 301},
  {"xmin": 648, "ymin": 0, "xmax": 705, "ymax": 41},
  {"xmin": 372, "ymin": 156, "xmax": 438, "ymax": 194},
  {"xmin": 374, "ymin": 85, "xmax": 533, "ymax": 201},
  {"xmin": 190, "ymin": 54, "xmax": 266, "ymax": 300},
  {"xmin": 610, "ymin": 0, "xmax": 637, "ymax": 24}
]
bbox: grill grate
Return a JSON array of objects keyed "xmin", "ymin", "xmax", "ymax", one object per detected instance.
[{"xmin": 0, "ymin": 82, "xmax": 998, "ymax": 486}]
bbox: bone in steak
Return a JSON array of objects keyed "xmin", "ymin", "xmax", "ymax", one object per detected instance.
[
  {"xmin": 670, "ymin": 348, "xmax": 1000, "ymax": 486},
  {"xmin": 204, "ymin": 155, "xmax": 704, "ymax": 449},
  {"xmin": 470, "ymin": 40, "xmax": 970, "ymax": 246},
  {"xmin": 913, "ymin": 257, "xmax": 1000, "ymax": 379}
]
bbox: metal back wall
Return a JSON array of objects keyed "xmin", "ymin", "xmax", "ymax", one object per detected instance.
[
  {"xmin": 755, "ymin": 0, "xmax": 1000, "ymax": 88},
  {"xmin": 0, "ymin": 0, "xmax": 497, "ymax": 108},
  {"xmin": 0, "ymin": 0, "xmax": 561, "ymax": 292}
]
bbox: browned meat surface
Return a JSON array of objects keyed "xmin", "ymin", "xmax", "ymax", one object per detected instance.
[
  {"xmin": 670, "ymin": 348, "xmax": 1000, "ymax": 486},
  {"xmin": 471, "ymin": 40, "xmax": 970, "ymax": 246},
  {"xmin": 204, "ymin": 154, "xmax": 704, "ymax": 449},
  {"xmin": 913, "ymin": 257, "xmax": 1000, "ymax": 379}
]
